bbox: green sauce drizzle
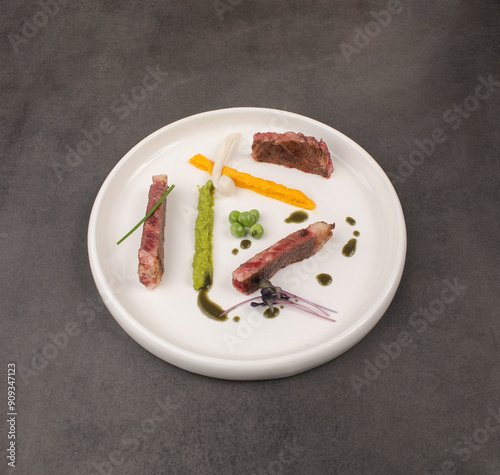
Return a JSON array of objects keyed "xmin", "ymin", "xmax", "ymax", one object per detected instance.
[
  {"xmin": 240, "ymin": 239, "xmax": 251, "ymax": 249},
  {"xmin": 342, "ymin": 238, "xmax": 357, "ymax": 257},
  {"xmin": 285, "ymin": 211, "xmax": 309, "ymax": 223},
  {"xmin": 346, "ymin": 217, "xmax": 356, "ymax": 226},
  {"xmin": 264, "ymin": 308, "xmax": 280, "ymax": 318},
  {"xmin": 197, "ymin": 286, "xmax": 227, "ymax": 322},
  {"xmin": 316, "ymin": 273, "xmax": 332, "ymax": 286}
]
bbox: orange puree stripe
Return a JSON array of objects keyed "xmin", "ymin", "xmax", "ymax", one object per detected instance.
[{"xmin": 189, "ymin": 154, "xmax": 315, "ymax": 210}]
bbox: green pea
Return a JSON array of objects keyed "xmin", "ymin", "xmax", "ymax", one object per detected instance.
[
  {"xmin": 249, "ymin": 209, "xmax": 260, "ymax": 222},
  {"xmin": 229, "ymin": 210, "xmax": 241, "ymax": 223},
  {"xmin": 238, "ymin": 211, "xmax": 255, "ymax": 228},
  {"xmin": 249, "ymin": 223, "xmax": 264, "ymax": 239},
  {"xmin": 230, "ymin": 222, "xmax": 246, "ymax": 238}
]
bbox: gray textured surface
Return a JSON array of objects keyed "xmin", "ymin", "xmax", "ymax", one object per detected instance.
[{"xmin": 1, "ymin": 1, "xmax": 499, "ymax": 474}]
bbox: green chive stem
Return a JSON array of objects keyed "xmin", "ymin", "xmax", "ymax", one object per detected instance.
[{"xmin": 116, "ymin": 184, "xmax": 175, "ymax": 245}]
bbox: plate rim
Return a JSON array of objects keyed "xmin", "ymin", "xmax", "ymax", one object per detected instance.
[{"xmin": 87, "ymin": 106, "xmax": 407, "ymax": 380}]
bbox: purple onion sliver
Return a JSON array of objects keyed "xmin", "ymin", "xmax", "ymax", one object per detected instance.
[
  {"xmin": 286, "ymin": 302, "xmax": 336, "ymax": 322},
  {"xmin": 220, "ymin": 296, "xmax": 263, "ymax": 316},
  {"xmin": 280, "ymin": 293, "xmax": 330, "ymax": 317},
  {"xmin": 279, "ymin": 300, "xmax": 336, "ymax": 322},
  {"xmin": 281, "ymin": 291, "xmax": 337, "ymax": 314}
]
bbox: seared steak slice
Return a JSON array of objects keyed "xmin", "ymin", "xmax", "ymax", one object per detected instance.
[
  {"xmin": 232, "ymin": 221, "xmax": 335, "ymax": 294},
  {"xmin": 138, "ymin": 175, "xmax": 168, "ymax": 290},
  {"xmin": 251, "ymin": 132, "xmax": 333, "ymax": 178}
]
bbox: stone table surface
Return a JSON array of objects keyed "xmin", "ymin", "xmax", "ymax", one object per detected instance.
[{"xmin": 1, "ymin": 1, "xmax": 499, "ymax": 474}]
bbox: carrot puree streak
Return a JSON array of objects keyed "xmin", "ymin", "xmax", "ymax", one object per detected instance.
[{"xmin": 189, "ymin": 154, "xmax": 315, "ymax": 210}]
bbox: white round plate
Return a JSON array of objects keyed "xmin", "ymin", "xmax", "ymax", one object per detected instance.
[{"xmin": 88, "ymin": 107, "xmax": 406, "ymax": 380}]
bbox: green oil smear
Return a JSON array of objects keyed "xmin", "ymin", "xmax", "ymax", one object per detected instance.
[
  {"xmin": 197, "ymin": 286, "xmax": 227, "ymax": 322},
  {"xmin": 316, "ymin": 273, "xmax": 332, "ymax": 286},
  {"xmin": 346, "ymin": 217, "xmax": 356, "ymax": 226},
  {"xmin": 285, "ymin": 211, "xmax": 309, "ymax": 223},
  {"xmin": 240, "ymin": 239, "xmax": 251, "ymax": 249},
  {"xmin": 342, "ymin": 238, "xmax": 357, "ymax": 257},
  {"xmin": 264, "ymin": 308, "xmax": 280, "ymax": 318}
]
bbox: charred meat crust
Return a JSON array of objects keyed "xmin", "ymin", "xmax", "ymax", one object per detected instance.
[
  {"xmin": 232, "ymin": 221, "xmax": 335, "ymax": 295},
  {"xmin": 251, "ymin": 131, "xmax": 333, "ymax": 178}
]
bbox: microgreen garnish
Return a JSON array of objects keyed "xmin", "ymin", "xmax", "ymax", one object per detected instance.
[
  {"xmin": 221, "ymin": 278, "xmax": 337, "ymax": 321},
  {"xmin": 116, "ymin": 184, "xmax": 175, "ymax": 245}
]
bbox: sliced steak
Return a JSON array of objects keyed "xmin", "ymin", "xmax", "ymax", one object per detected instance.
[
  {"xmin": 251, "ymin": 132, "xmax": 333, "ymax": 178},
  {"xmin": 232, "ymin": 221, "xmax": 335, "ymax": 294},
  {"xmin": 138, "ymin": 175, "xmax": 168, "ymax": 290}
]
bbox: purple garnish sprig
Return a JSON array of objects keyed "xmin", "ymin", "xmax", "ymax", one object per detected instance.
[{"xmin": 221, "ymin": 278, "xmax": 337, "ymax": 322}]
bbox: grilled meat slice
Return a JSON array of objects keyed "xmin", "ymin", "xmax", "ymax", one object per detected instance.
[
  {"xmin": 251, "ymin": 132, "xmax": 333, "ymax": 178},
  {"xmin": 138, "ymin": 175, "xmax": 168, "ymax": 290},
  {"xmin": 232, "ymin": 221, "xmax": 335, "ymax": 294}
]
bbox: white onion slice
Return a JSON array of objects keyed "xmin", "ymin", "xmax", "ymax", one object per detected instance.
[{"xmin": 212, "ymin": 133, "xmax": 239, "ymax": 196}]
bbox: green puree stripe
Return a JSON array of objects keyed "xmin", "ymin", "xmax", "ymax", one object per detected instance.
[{"xmin": 192, "ymin": 180, "xmax": 215, "ymax": 290}]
